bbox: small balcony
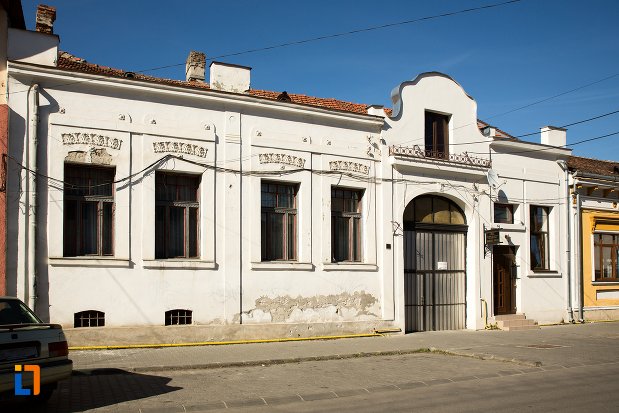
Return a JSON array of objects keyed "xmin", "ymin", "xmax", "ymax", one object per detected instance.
[{"xmin": 389, "ymin": 145, "xmax": 492, "ymax": 168}]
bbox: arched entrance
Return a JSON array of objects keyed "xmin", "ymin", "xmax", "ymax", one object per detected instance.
[{"xmin": 403, "ymin": 195, "xmax": 467, "ymax": 332}]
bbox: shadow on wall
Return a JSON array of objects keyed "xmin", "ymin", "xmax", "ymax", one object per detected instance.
[{"xmin": 0, "ymin": 370, "xmax": 182, "ymax": 412}]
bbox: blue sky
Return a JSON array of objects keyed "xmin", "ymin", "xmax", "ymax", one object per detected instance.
[{"xmin": 20, "ymin": 0, "xmax": 619, "ymax": 160}]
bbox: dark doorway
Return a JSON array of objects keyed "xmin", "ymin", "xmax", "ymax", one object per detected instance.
[{"xmin": 493, "ymin": 245, "xmax": 517, "ymax": 315}]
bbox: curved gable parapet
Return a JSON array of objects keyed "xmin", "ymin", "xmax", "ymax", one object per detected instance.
[{"xmin": 389, "ymin": 72, "xmax": 475, "ymax": 119}]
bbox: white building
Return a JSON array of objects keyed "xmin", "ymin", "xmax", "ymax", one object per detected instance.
[{"xmin": 4, "ymin": 6, "xmax": 573, "ymax": 344}]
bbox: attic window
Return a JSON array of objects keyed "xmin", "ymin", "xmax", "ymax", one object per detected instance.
[
  {"xmin": 124, "ymin": 71, "xmax": 135, "ymax": 78},
  {"xmin": 613, "ymin": 166, "xmax": 619, "ymax": 175},
  {"xmin": 277, "ymin": 91, "xmax": 292, "ymax": 102}
]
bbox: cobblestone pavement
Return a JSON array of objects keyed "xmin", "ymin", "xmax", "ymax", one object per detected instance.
[{"xmin": 2, "ymin": 322, "xmax": 618, "ymax": 412}]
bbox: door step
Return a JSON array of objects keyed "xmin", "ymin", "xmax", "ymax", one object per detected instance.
[{"xmin": 494, "ymin": 314, "xmax": 540, "ymax": 331}]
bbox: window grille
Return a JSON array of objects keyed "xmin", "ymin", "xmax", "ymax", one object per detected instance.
[
  {"xmin": 165, "ymin": 309, "xmax": 193, "ymax": 326},
  {"xmin": 74, "ymin": 310, "xmax": 105, "ymax": 328}
]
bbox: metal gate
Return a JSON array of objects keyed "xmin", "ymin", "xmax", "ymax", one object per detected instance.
[{"xmin": 404, "ymin": 229, "xmax": 466, "ymax": 332}]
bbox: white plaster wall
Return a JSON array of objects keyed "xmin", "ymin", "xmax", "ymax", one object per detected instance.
[
  {"xmin": 7, "ymin": 70, "xmax": 385, "ymax": 328},
  {"xmin": 6, "ymin": 67, "xmax": 569, "ymax": 332}
]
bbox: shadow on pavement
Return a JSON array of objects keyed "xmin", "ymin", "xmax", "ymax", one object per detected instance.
[{"xmin": 0, "ymin": 368, "xmax": 182, "ymax": 412}]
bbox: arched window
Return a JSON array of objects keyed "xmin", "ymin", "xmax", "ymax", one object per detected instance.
[
  {"xmin": 404, "ymin": 195, "xmax": 465, "ymax": 228},
  {"xmin": 74, "ymin": 310, "xmax": 105, "ymax": 328}
]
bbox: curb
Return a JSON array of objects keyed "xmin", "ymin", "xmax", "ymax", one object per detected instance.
[
  {"xmin": 68, "ymin": 332, "xmax": 383, "ymax": 351},
  {"xmin": 72, "ymin": 347, "xmax": 543, "ymax": 375}
]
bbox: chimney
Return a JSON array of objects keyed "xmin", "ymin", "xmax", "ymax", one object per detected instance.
[
  {"xmin": 482, "ymin": 126, "xmax": 497, "ymax": 138},
  {"xmin": 367, "ymin": 105, "xmax": 386, "ymax": 117},
  {"xmin": 209, "ymin": 61, "xmax": 251, "ymax": 93},
  {"xmin": 35, "ymin": 4, "xmax": 56, "ymax": 34},
  {"xmin": 186, "ymin": 51, "xmax": 206, "ymax": 82},
  {"xmin": 541, "ymin": 126, "xmax": 567, "ymax": 147}
]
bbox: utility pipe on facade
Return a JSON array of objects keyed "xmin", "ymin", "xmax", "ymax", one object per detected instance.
[
  {"xmin": 25, "ymin": 84, "xmax": 39, "ymax": 311},
  {"xmin": 556, "ymin": 160, "xmax": 574, "ymax": 323},
  {"xmin": 574, "ymin": 178, "xmax": 585, "ymax": 322}
]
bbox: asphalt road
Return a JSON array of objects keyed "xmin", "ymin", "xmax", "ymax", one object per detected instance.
[{"xmin": 4, "ymin": 348, "xmax": 619, "ymax": 412}]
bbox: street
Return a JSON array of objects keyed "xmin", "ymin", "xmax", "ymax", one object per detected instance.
[{"xmin": 3, "ymin": 322, "xmax": 619, "ymax": 412}]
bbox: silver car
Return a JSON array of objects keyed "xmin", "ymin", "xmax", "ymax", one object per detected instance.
[{"xmin": 0, "ymin": 296, "xmax": 73, "ymax": 402}]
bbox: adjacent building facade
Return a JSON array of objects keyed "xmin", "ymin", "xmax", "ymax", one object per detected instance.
[
  {"xmin": 3, "ymin": 5, "xmax": 588, "ymax": 343},
  {"xmin": 568, "ymin": 156, "xmax": 619, "ymax": 321}
]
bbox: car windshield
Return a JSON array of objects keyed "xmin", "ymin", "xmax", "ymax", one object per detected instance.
[{"xmin": 0, "ymin": 299, "xmax": 41, "ymax": 325}]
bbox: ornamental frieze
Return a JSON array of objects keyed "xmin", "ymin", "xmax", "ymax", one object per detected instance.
[
  {"xmin": 61, "ymin": 132, "xmax": 122, "ymax": 150},
  {"xmin": 259, "ymin": 153, "xmax": 306, "ymax": 168},
  {"xmin": 152, "ymin": 141, "xmax": 208, "ymax": 158},
  {"xmin": 329, "ymin": 160, "xmax": 370, "ymax": 175}
]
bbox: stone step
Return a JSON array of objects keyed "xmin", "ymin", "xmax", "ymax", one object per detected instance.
[
  {"xmin": 497, "ymin": 319, "xmax": 538, "ymax": 329},
  {"xmin": 502, "ymin": 324, "xmax": 541, "ymax": 331},
  {"xmin": 494, "ymin": 314, "xmax": 526, "ymax": 321}
]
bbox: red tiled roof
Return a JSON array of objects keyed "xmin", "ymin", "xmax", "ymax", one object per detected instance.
[
  {"xmin": 55, "ymin": 52, "xmax": 516, "ymax": 137},
  {"xmin": 567, "ymin": 155, "xmax": 619, "ymax": 177},
  {"xmin": 57, "ymin": 52, "xmax": 370, "ymax": 115},
  {"xmin": 476, "ymin": 119, "xmax": 515, "ymax": 139},
  {"xmin": 57, "ymin": 52, "xmax": 211, "ymax": 91}
]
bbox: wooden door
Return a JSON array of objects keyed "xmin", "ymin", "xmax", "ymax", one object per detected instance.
[{"xmin": 493, "ymin": 246, "xmax": 515, "ymax": 315}]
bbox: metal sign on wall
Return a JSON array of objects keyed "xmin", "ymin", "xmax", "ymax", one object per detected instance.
[{"xmin": 485, "ymin": 229, "xmax": 501, "ymax": 246}]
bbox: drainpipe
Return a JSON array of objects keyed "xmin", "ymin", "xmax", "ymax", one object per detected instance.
[
  {"xmin": 556, "ymin": 160, "xmax": 574, "ymax": 323},
  {"xmin": 575, "ymin": 186, "xmax": 584, "ymax": 322},
  {"xmin": 25, "ymin": 84, "xmax": 39, "ymax": 311}
]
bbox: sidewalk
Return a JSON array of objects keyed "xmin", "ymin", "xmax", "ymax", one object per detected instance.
[{"xmin": 70, "ymin": 321, "xmax": 619, "ymax": 373}]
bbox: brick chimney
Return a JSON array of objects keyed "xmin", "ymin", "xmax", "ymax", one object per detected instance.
[
  {"xmin": 186, "ymin": 51, "xmax": 206, "ymax": 82},
  {"xmin": 35, "ymin": 4, "xmax": 56, "ymax": 34}
]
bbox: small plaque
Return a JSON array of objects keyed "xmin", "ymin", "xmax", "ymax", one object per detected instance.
[
  {"xmin": 437, "ymin": 261, "xmax": 448, "ymax": 270},
  {"xmin": 485, "ymin": 229, "xmax": 501, "ymax": 245}
]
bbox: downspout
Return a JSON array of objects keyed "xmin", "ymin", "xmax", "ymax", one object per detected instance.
[
  {"xmin": 556, "ymin": 160, "xmax": 573, "ymax": 323},
  {"xmin": 25, "ymin": 84, "xmax": 39, "ymax": 311},
  {"xmin": 576, "ymin": 187, "xmax": 584, "ymax": 322}
]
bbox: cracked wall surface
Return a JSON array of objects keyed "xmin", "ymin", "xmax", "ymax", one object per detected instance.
[{"xmin": 242, "ymin": 291, "xmax": 380, "ymax": 323}]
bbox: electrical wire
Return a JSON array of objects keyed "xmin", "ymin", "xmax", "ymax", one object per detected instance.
[{"xmin": 6, "ymin": 0, "xmax": 524, "ymax": 97}]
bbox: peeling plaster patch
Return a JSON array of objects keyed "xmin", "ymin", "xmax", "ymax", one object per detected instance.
[
  {"xmin": 65, "ymin": 148, "xmax": 113, "ymax": 165},
  {"xmin": 243, "ymin": 291, "xmax": 379, "ymax": 323}
]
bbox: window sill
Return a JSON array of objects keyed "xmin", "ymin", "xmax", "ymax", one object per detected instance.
[
  {"xmin": 143, "ymin": 260, "xmax": 217, "ymax": 270},
  {"xmin": 251, "ymin": 262, "xmax": 314, "ymax": 271},
  {"xmin": 49, "ymin": 257, "xmax": 131, "ymax": 268},
  {"xmin": 527, "ymin": 270, "xmax": 562, "ymax": 278},
  {"xmin": 592, "ymin": 281, "xmax": 619, "ymax": 285},
  {"xmin": 322, "ymin": 262, "xmax": 378, "ymax": 271},
  {"xmin": 491, "ymin": 223, "xmax": 526, "ymax": 232}
]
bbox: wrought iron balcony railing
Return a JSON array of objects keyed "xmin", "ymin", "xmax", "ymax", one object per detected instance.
[{"xmin": 389, "ymin": 145, "xmax": 491, "ymax": 168}]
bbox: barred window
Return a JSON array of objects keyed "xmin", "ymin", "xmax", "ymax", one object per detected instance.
[
  {"xmin": 64, "ymin": 164, "xmax": 115, "ymax": 257},
  {"xmin": 165, "ymin": 309, "xmax": 192, "ymax": 326},
  {"xmin": 261, "ymin": 181, "xmax": 298, "ymax": 261},
  {"xmin": 331, "ymin": 187, "xmax": 363, "ymax": 262},
  {"xmin": 74, "ymin": 310, "xmax": 105, "ymax": 328},
  {"xmin": 155, "ymin": 172, "xmax": 200, "ymax": 259}
]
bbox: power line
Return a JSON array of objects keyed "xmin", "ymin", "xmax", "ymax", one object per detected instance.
[
  {"xmin": 139, "ymin": 1, "xmax": 525, "ymax": 74},
  {"xmin": 466, "ymin": 129, "xmax": 619, "ymax": 155},
  {"xmin": 398, "ymin": 107, "xmax": 619, "ymax": 147},
  {"xmin": 7, "ymin": 0, "xmax": 524, "ymax": 97}
]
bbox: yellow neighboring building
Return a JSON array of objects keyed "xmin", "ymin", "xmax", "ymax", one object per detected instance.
[{"xmin": 569, "ymin": 156, "xmax": 619, "ymax": 321}]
